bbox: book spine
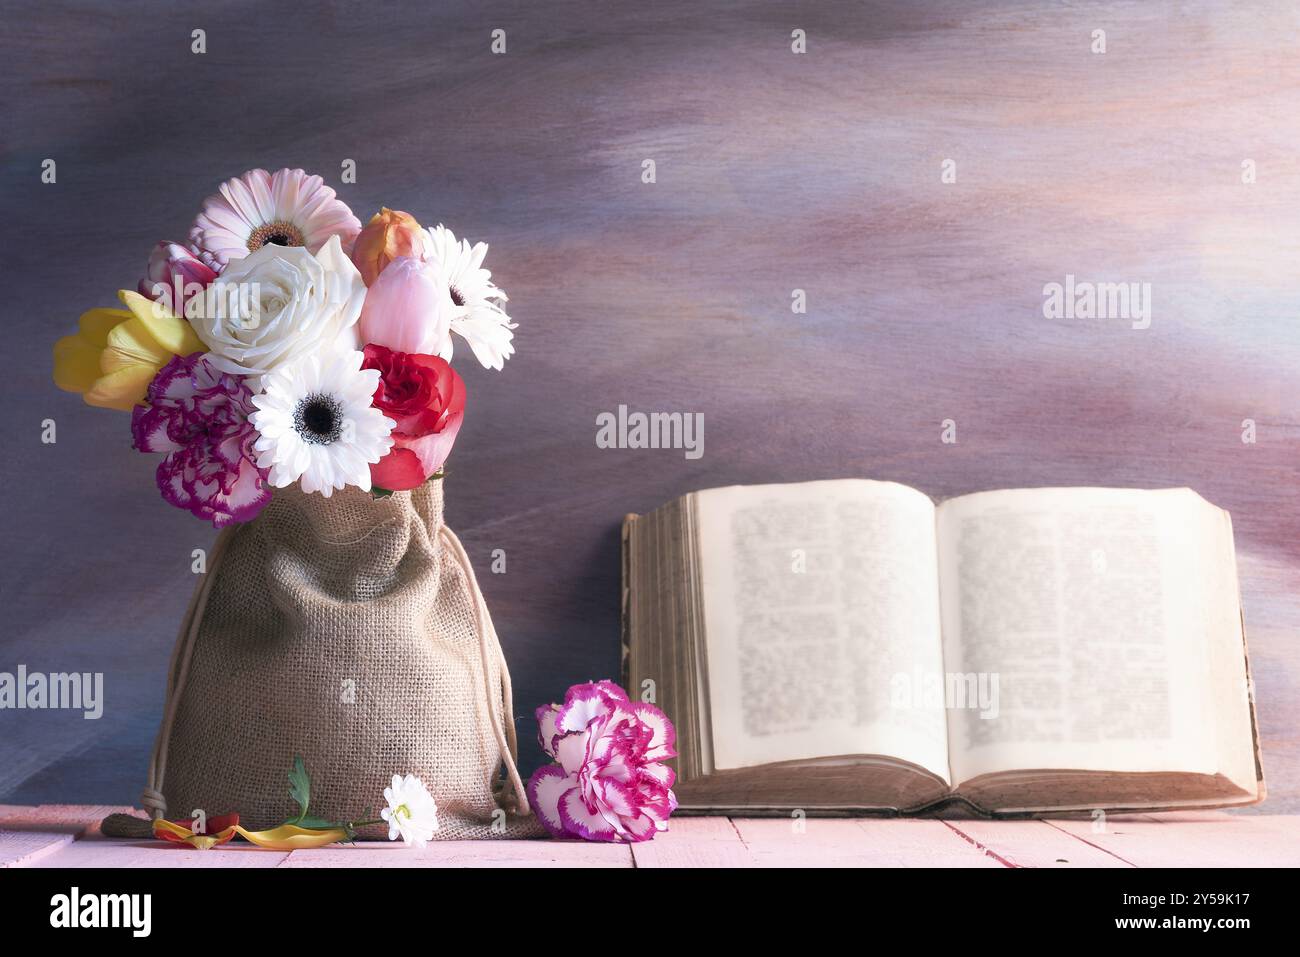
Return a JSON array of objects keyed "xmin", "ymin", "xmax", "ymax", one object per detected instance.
[{"xmin": 620, "ymin": 513, "xmax": 640, "ymax": 691}]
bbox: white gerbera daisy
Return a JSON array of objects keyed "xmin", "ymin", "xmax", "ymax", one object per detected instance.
[
  {"xmin": 249, "ymin": 350, "xmax": 394, "ymax": 497},
  {"xmin": 422, "ymin": 224, "xmax": 517, "ymax": 370}
]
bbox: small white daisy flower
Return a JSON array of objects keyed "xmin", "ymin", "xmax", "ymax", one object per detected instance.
[
  {"xmin": 249, "ymin": 350, "xmax": 394, "ymax": 497},
  {"xmin": 422, "ymin": 224, "xmax": 516, "ymax": 371},
  {"xmin": 381, "ymin": 773, "xmax": 439, "ymax": 847}
]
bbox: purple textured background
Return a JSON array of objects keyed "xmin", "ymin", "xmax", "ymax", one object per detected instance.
[{"xmin": 1, "ymin": 0, "xmax": 1298, "ymax": 812}]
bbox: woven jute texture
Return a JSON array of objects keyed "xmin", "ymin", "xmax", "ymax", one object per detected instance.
[{"xmin": 141, "ymin": 481, "xmax": 542, "ymax": 840}]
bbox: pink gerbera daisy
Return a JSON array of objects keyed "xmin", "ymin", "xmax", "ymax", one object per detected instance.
[{"xmin": 189, "ymin": 168, "xmax": 361, "ymax": 268}]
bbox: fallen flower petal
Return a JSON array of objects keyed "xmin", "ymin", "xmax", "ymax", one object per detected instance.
[
  {"xmin": 152, "ymin": 813, "xmax": 240, "ymax": 850},
  {"xmin": 231, "ymin": 823, "xmax": 351, "ymax": 850}
]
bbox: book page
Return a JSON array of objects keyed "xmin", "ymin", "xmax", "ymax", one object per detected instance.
[
  {"xmin": 937, "ymin": 487, "xmax": 1251, "ymax": 788},
  {"xmin": 696, "ymin": 480, "xmax": 949, "ymax": 782}
]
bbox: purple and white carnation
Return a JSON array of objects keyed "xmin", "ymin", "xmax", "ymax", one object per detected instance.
[
  {"xmin": 131, "ymin": 352, "xmax": 271, "ymax": 528},
  {"xmin": 528, "ymin": 680, "xmax": 677, "ymax": 843}
]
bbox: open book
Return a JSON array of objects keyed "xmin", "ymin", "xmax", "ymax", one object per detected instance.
[{"xmin": 622, "ymin": 481, "xmax": 1264, "ymax": 815}]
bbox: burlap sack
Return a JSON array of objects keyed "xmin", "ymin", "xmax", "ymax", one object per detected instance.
[{"xmin": 132, "ymin": 480, "xmax": 542, "ymax": 840}]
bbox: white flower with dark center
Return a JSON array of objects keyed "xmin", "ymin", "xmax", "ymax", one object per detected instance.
[
  {"xmin": 381, "ymin": 773, "xmax": 439, "ymax": 847},
  {"xmin": 249, "ymin": 350, "xmax": 394, "ymax": 497},
  {"xmin": 422, "ymin": 224, "xmax": 516, "ymax": 370}
]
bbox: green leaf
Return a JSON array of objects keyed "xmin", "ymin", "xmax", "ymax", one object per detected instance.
[
  {"xmin": 297, "ymin": 815, "xmax": 338, "ymax": 830},
  {"xmin": 288, "ymin": 755, "xmax": 311, "ymax": 823}
]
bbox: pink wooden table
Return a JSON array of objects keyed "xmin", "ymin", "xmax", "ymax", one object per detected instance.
[{"xmin": 3, "ymin": 805, "xmax": 1298, "ymax": 868}]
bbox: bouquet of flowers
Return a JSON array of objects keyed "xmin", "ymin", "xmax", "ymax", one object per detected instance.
[
  {"xmin": 53, "ymin": 167, "xmax": 515, "ymax": 525},
  {"xmin": 55, "ymin": 169, "xmax": 540, "ymax": 843}
]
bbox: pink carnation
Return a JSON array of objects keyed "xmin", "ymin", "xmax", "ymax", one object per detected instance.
[
  {"xmin": 131, "ymin": 353, "xmax": 271, "ymax": 528},
  {"xmin": 528, "ymin": 680, "xmax": 677, "ymax": 842}
]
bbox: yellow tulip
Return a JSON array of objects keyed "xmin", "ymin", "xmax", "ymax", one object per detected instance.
[
  {"xmin": 232, "ymin": 824, "xmax": 350, "ymax": 850},
  {"xmin": 53, "ymin": 290, "xmax": 205, "ymax": 411},
  {"xmin": 151, "ymin": 817, "xmax": 349, "ymax": 851}
]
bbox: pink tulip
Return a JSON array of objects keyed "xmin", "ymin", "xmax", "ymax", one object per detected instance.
[
  {"xmin": 356, "ymin": 256, "xmax": 455, "ymax": 358},
  {"xmin": 138, "ymin": 242, "xmax": 219, "ymax": 318}
]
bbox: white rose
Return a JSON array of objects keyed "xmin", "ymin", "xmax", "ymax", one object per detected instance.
[{"xmin": 192, "ymin": 234, "xmax": 365, "ymax": 387}]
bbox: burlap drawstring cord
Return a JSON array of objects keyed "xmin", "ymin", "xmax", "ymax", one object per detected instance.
[
  {"xmin": 439, "ymin": 524, "xmax": 530, "ymax": 815},
  {"xmin": 136, "ymin": 491, "xmax": 530, "ymax": 826},
  {"xmin": 141, "ymin": 526, "xmax": 235, "ymax": 820}
]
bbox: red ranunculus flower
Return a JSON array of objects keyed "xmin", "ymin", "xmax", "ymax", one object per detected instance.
[{"xmin": 362, "ymin": 343, "xmax": 465, "ymax": 491}]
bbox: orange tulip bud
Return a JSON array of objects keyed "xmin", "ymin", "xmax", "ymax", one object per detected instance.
[{"xmin": 351, "ymin": 207, "xmax": 425, "ymax": 286}]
